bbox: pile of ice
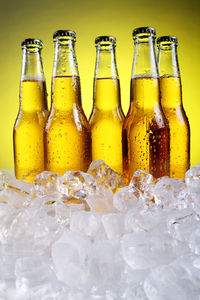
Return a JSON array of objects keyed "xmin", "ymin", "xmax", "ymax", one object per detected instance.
[{"xmin": 0, "ymin": 160, "xmax": 200, "ymax": 300}]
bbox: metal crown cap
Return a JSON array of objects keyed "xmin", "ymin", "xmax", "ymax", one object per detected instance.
[
  {"xmin": 95, "ymin": 36, "xmax": 116, "ymax": 45},
  {"xmin": 157, "ymin": 36, "xmax": 178, "ymax": 44},
  {"xmin": 132, "ymin": 27, "xmax": 156, "ymax": 37},
  {"xmin": 21, "ymin": 38, "xmax": 43, "ymax": 48},
  {"xmin": 53, "ymin": 30, "xmax": 76, "ymax": 40}
]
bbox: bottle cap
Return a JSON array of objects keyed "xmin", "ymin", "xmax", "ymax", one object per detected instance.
[
  {"xmin": 132, "ymin": 27, "xmax": 156, "ymax": 37},
  {"xmin": 95, "ymin": 36, "xmax": 116, "ymax": 45},
  {"xmin": 157, "ymin": 36, "xmax": 178, "ymax": 44},
  {"xmin": 53, "ymin": 30, "xmax": 76, "ymax": 40},
  {"xmin": 21, "ymin": 38, "xmax": 43, "ymax": 48}
]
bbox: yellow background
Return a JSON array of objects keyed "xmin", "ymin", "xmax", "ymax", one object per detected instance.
[{"xmin": 0, "ymin": 0, "xmax": 199, "ymax": 169}]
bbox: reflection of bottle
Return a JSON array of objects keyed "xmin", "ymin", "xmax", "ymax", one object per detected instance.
[
  {"xmin": 13, "ymin": 39, "xmax": 48, "ymax": 182},
  {"xmin": 89, "ymin": 36, "xmax": 124, "ymax": 174},
  {"xmin": 123, "ymin": 27, "xmax": 170, "ymax": 182},
  {"xmin": 157, "ymin": 36, "xmax": 190, "ymax": 179},
  {"xmin": 45, "ymin": 30, "xmax": 91, "ymax": 175}
]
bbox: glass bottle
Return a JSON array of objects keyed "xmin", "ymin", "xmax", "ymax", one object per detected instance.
[
  {"xmin": 45, "ymin": 30, "xmax": 91, "ymax": 174},
  {"xmin": 123, "ymin": 27, "xmax": 170, "ymax": 182},
  {"xmin": 13, "ymin": 39, "xmax": 48, "ymax": 182},
  {"xmin": 89, "ymin": 36, "xmax": 124, "ymax": 174},
  {"xmin": 157, "ymin": 36, "xmax": 190, "ymax": 179}
]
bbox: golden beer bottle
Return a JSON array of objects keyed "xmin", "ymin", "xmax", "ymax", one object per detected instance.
[
  {"xmin": 157, "ymin": 36, "xmax": 190, "ymax": 179},
  {"xmin": 123, "ymin": 27, "xmax": 170, "ymax": 182},
  {"xmin": 13, "ymin": 39, "xmax": 48, "ymax": 182},
  {"xmin": 89, "ymin": 36, "xmax": 125, "ymax": 174},
  {"xmin": 45, "ymin": 30, "xmax": 91, "ymax": 174}
]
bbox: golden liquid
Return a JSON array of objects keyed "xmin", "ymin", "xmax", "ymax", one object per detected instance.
[
  {"xmin": 13, "ymin": 80, "xmax": 48, "ymax": 182},
  {"xmin": 89, "ymin": 78, "xmax": 124, "ymax": 174},
  {"xmin": 45, "ymin": 76, "xmax": 91, "ymax": 175},
  {"xmin": 160, "ymin": 75, "xmax": 190, "ymax": 178},
  {"xmin": 123, "ymin": 77, "xmax": 170, "ymax": 182}
]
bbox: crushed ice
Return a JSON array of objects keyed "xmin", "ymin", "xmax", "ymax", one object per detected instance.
[{"xmin": 0, "ymin": 160, "xmax": 200, "ymax": 299}]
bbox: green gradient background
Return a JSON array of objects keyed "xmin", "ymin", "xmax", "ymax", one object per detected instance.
[{"xmin": 0, "ymin": 0, "xmax": 199, "ymax": 169}]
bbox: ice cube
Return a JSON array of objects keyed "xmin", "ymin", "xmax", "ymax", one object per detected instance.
[
  {"xmin": 124, "ymin": 264, "xmax": 149, "ymax": 286},
  {"xmin": 1, "ymin": 177, "xmax": 33, "ymax": 208},
  {"xmin": 8, "ymin": 177, "xmax": 32, "ymax": 194},
  {"xmin": 58, "ymin": 170, "xmax": 95, "ymax": 198},
  {"xmin": 0, "ymin": 202, "xmax": 16, "ymax": 225},
  {"xmin": 101, "ymin": 213, "xmax": 125, "ymax": 240},
  {"xmin": 70, "ymin": 211, "xmax": 101, "ymax": 237},
  {"xmin": 15, "ymin": 256, "xmax": 55, "ymax": 290},
  {"xmin": 51, "ymin": 231, "xmax": 91, "ymax": 287},
  {"xmin": 144, "ymin": 264, "xmax": 197, "ymax": 300},
  {"xmin": 87, "ymin": 160, "xmax": 126, "ymax": 192},
  {"xmin": 57, "ymin": 170, "xmax": 95, "ymax": 205},
  {"xmin": 86, "ymin": 188, "xmax": 115, "ymax": 213},
  {"xmin": 55, "ymin": 200, "xmax": 84, "ymax": 226},
  {"xmin": 154, "ymin": 177, "xmax": 186, "ymax": 208},
  {"xmin": 185, "ymin": 166, "xmax": 200, "ymax": 193},
  {"xmin": 1, "ymin": 202, "xmax": 62, "ymax": 254},
  {"xmin": 121, "ymin": 232, "xmax": 177, "ymax": 270},
  {"xmin": 167, "ymin": 208, "xmax": 198, "ymax": 242},
  {"xmin": 88, "ymin": 240, "xmax": 123, "ymax": 284},
  {"xmin": 28, "ymin": 194, "xmax": 59, "ymax": 208},
  {"xmin": 129, "ymin": 170, "xmax": 156, "ymax": 202},
  {"xmin": 125, "ymin": 207, "xmax": 168, "ymax": 234},
  {"xmin": 113, "ymin": 186, "xmax": 142, "ymax": 213},
  {"xmin": 113, "ymin": 186, "xmax": 139, "ymax": 212},
  {"xmin": 176, "ymin": 187, "xmax": 194, "ymax": 209},
  {"xmin": 32, "ymin": 171, "xmax": 61, "ymax": 198},
  {"xmin": 0, "ymin": 170, "xmax": 13, "ymax": 190},
  {"xmin": 171, "ymin": 254, "xmax": 200, "ymax": 294},
  {"xmin": 2, "ymin": 208, "xmax": 39, "ymax": 241}
]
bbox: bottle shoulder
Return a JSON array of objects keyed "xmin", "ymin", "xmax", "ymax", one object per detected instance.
[
  {"xmin": 89, "ymin": 107, "xmax": 124, "ymax": 123},
  {"xmin": 123, "ymin": 102, "xmax": 169, "ymax": 130},
  {"xmin": 14, "ymin": 109, "xmax": 48, "ymax": 120},
  {"xmin": 46, "ymin": 105, "xmax": 90, "ymax": 130},
  {"xmin": 162, "ymin": 106, "xmax": 190, "ymax": 126},
  {"xmin": 14, "ymin": 110, "xmax": 48, "ymax": 131}
]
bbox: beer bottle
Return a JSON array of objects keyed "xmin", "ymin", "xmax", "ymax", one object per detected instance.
[
  {"xmin": 13, "ymin": 39, "xmax": 48, "ymax": 182},
  {"xmin": 89, "ymin": 36, "xmax": 125, "ymax": 174},
  {"xmin": 157, "ymin": 36, "xmax": 190, "ymax": 179},
  {"xmin": 123, "ymin": 27, "xmax": 170, "ymax": 182},
  {"xmin": 45, "ymin": 30, "xmax": 91, "ymax": 174}
]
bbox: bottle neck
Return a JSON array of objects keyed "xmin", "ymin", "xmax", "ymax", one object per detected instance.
[
  {"xmin": 131, "ymin": 35, "xmax": 159, "ymax": 109},
  {"xmin": 53, "ymin": 39, "xmax": 78, "ymax": 77},
  {"xmin": 51, "ymin": 39, "xmax": 81, "ymax": 111},
  {"xmin": 157, "ymin": 43, "xmax": 180, "ymax": 77},
  {"xmin": 158, "ymin": 43, "xmax": 182, "ymax": 108},
  {"xmin": 132, "ymin": 35, "xmax": 158, "ymax": 78},
  {"xmin": 94, "ymin": 44, "xmax": 121, "ymax": 111},
  {"xmin": 21, "ymin": 47, "xmax": 45, "ymax": 81},
  {"xmin": 20, "ymin": 47, "xmax": 47, "ymax": 112},
  {"xmin": 95, "ymin": 44, "xmax": 118, "ymax": 79}
]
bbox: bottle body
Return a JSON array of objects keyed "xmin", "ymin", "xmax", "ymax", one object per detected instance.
[
  {"xmin": 123, "ymin": 28, "xmax": 170, "ymax": 182},
  {"xmin": 89, "ymin": 36, "xmax": 124, "ymax": 174},
  {"xmin": 45, "ymin": 31, "xmax": 91, "ymax": 174},
  {"xmin": 157, "ymin": 36, "xmax": 190, "ymax": 179},
  {"xmin": 13, "ymin": 39, "xmax": 48, "ymax": 182}
]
